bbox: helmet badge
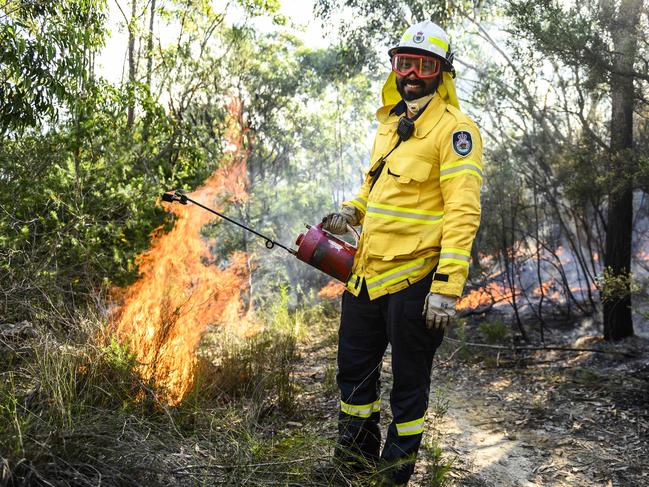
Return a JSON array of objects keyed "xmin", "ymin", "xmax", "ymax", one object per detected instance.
[{"xmin": 413, "ymin": 31, "xmax": 425, "ymax": 43}]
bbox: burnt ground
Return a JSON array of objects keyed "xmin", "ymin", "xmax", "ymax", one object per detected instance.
[{"xmin": 293, "ymin": 318, "xmax": 649, "ymax": 487}]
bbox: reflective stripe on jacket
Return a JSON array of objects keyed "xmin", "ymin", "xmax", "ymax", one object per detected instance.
[{"xmin": 343, "ymin": 94, "xmax": 483, "ymax": 299}]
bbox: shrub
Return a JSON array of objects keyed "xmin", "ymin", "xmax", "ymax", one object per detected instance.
[{"xmin": 479, "ymin": 319, "xmax": 510, "ymax": 344}]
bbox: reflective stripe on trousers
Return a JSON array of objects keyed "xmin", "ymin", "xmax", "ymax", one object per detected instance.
[
  {"xmin": 337, "ymin": 271, "xmax": 445, "ymax": 484},
  {"xmin": 340, "ymin": 399, "xmax": 381, "ymax": 418}
]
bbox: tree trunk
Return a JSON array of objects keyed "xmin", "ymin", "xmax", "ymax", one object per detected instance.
[
  {"xmin": 602, "ymin": 0, "xmax": 641, "ymax": 341},
  {"xmin": 146, "ymin": 0, "xmax": 156, "ymax": 91},
  {"xmin": 126, "ymin": 0, "xmax": 137, "ymax": 128},
  {"xmin": 142, "ymin": 0, "xmax": 156, "ymax": 143}
]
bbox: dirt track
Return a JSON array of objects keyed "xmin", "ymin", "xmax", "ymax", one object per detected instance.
[
  {"xmin": 297, "ymin": 325, "xmax": 649, "ymax": 487},
  {"xmin": 417, "ymin": 337, "xmax": 648, "ymax": 487}
]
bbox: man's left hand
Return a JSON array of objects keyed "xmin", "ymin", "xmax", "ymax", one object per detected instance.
[{"xmin": 422, "ymin": 293, "xmax": 457, "ymax": 331}]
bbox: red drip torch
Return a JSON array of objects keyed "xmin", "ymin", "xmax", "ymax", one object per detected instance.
[
  {"xmin": 294, "ymin": 224, "xmax": 358, "ymax": 283},
  {"xmin": 161, "ymin": 190, "xmax": 358, "ymax": 283}
]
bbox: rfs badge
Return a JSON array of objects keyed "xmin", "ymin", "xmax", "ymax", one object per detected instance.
[
  {"xmin": 413, "ymin": 31, "xmax": 425, "ymax": 43},
  {"xmin": 452, "ymin": 130, "xmax": 473, "ymax": 157}
]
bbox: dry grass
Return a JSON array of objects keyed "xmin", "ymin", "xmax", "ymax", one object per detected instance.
[
  {"xmin": 0, "ymin": 297, "xmax": 343, "ymax": 486},
  {"xmin": 0, "ymin": 292, "xmax": 459, "ymax": 487}
]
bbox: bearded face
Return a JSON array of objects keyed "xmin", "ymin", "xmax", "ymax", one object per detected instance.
[{"xmin": 395, "ymin": 72, "xmax": 439, "ymax": 101}]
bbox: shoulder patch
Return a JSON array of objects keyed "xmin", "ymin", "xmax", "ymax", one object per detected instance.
[{"xmin": 452, "ymin": 130, "xmax": 473, "ymax": 157}]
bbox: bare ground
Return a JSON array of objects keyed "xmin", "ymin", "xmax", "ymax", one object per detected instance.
[{"xmin": 294, "ymin": 325, "xmax": 649, "ymax": 487}]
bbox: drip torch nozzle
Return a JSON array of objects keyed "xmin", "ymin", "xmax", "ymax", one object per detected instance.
[{"xmin": 161, "ymin": 190, "xmax": 188, "ymax": 204}]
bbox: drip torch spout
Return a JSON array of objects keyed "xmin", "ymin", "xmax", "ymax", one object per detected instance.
[
  {"xmin": 161, "ymin": 189, "xmax": 295, "ymax": 254},
  {"xmin": 162, "ymin": 191, "xmax": 188, "ymax": 205}
]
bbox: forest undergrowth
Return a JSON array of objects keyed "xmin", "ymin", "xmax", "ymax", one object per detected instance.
[
  {"xmin": 0, "ymin": 296, "xmax": 333, "ymax": 487},
  {"xmin": 1, "ymin": 297, "xmax": 647, "ymax": 487}
]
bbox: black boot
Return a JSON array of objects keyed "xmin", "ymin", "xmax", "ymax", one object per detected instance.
[{"xmin": 335, "ymin": 417, "xmax": 381, "ymax": 473}]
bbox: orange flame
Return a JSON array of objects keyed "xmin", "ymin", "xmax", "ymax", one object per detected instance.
[
  {"xmin": 531, "ymin": 280, "xmax": 562, "ymax": 301},
  {"xmin": 318, "ymin": 280, "xmax": 345, "ymax": 299},
  {"xmin": 532, "ymin": 281, "xmax": 552, "ymax": 296},
  {"xmin": 113, "ymin": 99, "xmax": 251, "ymax": 404},
  {"xmin": 457, "ymin": 282, "xmax": 517, "ymax": 310}
]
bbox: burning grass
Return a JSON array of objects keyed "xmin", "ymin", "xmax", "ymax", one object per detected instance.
[
  {"xmin": 457, "ymin": 281, "xmax": 517, "ymax": 310},
  {"xmin": 0, "ymin": 297, "xmax": 333, "ymax": 487},
  {"xmin": 112, "ymin": 99, "xmax": 254, "ymax": 405},
  {"xmin": 318, "ymin": 279, "xmax": 345, "ymax": 299}
]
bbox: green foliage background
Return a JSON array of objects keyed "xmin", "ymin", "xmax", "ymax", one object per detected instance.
[
  {"xmin": 1, "ymin": 1, "xmax": 648, "ymax": 485},
  {"xmin": 3, "ymin": 0, "xmax": 649, "ymax": 334},
  {"xmin": 0, "ymin": 0, "xmax": 376, "ymax": 326}
]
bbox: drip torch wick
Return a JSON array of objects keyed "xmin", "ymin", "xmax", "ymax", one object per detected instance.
[{"xmin": 161, "ymin": 190, "xmax": 188, "ymax": 205}]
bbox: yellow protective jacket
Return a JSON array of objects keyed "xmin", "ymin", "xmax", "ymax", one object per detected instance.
[{"xmin": 343, "ymin": 92, "xmax": 483, "ymax": 300}]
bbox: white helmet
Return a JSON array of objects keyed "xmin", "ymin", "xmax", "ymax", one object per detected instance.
[{"xmin": 388, "ymin": 20, "xmax": 454, "ymax": 69}]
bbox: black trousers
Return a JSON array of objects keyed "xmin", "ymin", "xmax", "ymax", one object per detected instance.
[{"xmin": 336, "ymin": 271, "xmax": 444, "ymax": 484}]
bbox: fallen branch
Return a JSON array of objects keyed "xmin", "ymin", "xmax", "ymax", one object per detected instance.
[
  {"xmin": 457, "ymin": 303, "xmax": 494, "ymax": 317},
  {"xmin": 444, "ymin": 337, "xmax": 638, "ymax": 358},
  {"xmin": 0, "ymin": 321, "xmax": 35, "ymax": 340},
  {"xmin": 170, "ymin": 457, "xmax": 314, "ymax": 473}
]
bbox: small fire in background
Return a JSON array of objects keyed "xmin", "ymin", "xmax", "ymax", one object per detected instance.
[
  {"xmin": 113, "ymin": 99, "xmax": 251, "ymax": 405},
  {"xmin": 319, "ymin": 279, "xmax": 346, "ymax": 299},
  {"xmin": 532, "ymin": 281, "xmax": 552, "ymax": 297},
  {"xmin": 457, "ymin": 281, "xmax": 517, "ymax": 311},
  {"xmin": 531, "ymin": 280, "xmax": 562, "ymax": 301}
]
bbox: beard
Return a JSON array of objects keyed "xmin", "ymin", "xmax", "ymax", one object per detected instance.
[{"xmin": 396, "ymin": 76, "xmax": 438, "ymax": 101}]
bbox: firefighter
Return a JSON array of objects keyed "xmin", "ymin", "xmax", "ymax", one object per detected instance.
[{"xmin": 321, "ymin": 20, "xmax": 483, "ymax": 485}]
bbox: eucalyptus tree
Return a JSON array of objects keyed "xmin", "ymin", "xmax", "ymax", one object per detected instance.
[
  {"xmin": 315, "ymin": 0, "xmax": 649, "ymax": 341},
  {"xmin": 0, "ymin": 0, "xmax": 107, "ymax": 136},
  {"xmin": 505, "ymin": 0, "xmax": 648, "ymax": 340},
  {"xmin": 0, "ymin": 0, "xmax": 285, "ymax": 324}
]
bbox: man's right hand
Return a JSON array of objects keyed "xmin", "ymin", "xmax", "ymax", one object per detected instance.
[{"xmin": 321, "ymin": 206, "xmax": 358, "ymax": 234}]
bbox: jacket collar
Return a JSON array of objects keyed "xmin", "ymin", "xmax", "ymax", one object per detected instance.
[{"xmin": 376, "ymin": 94, "xmax": 447, "ymax": 138}]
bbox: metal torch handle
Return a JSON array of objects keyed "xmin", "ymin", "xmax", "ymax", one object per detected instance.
[
  {"xmin": 161, "ymin": 190, "xmax": 294, "ymax": 254},
  {"xmin": 346, "ymin": 224, "xmax": 360, "ymax": 249}
]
